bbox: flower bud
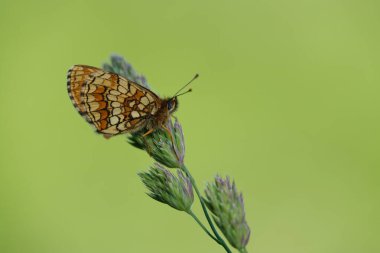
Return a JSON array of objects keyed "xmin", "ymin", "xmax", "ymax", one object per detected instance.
[
  {"xmin": 139, "ymin": 163, "xmax": 194, "ymax": 212},
  {"xmin": 128, "ymin": 117, "xmax": 185, "ymax": 168},
  {"xmin": 204, "ymin": 176, "xmax": 251, "ymax": 250}
]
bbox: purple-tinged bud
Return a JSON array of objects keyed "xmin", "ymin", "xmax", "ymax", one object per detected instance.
[
  {"xmin": 129, "ymin": 117, "xmax": 186, "ymax": 169},
  {"xmin": 139, "ymin": 163, "xmax": 194, "ymax": 212},
  {"xmin": 204, "ymin": 175, "xmax": 251, "ymax": 251}
]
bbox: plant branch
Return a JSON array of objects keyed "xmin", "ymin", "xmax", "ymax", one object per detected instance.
[
  {"xmin": 181, "ymin": 165, "xmax": 232, "ymax": 253},
  {"xmin": 187, "ymin": 210, "xmax": 219, "ymax": 243}
]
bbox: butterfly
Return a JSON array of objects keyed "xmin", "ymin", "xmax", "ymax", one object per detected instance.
[{"xmin": 67, "ymin": 65, "xmax": 196, "ymax": 138}]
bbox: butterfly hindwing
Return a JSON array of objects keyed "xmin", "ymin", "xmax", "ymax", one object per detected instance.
[{"xmin": 67, "ymin": 65, "xmax": 162, "ymax": 135}]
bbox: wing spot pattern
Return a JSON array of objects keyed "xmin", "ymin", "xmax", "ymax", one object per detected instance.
[{"xmin": 67, "ymin": 65, "xmax": 162, "ymax": 136}]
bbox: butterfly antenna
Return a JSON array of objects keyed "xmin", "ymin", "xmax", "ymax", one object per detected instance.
[
  {"xmin": 176, "ymin": 88, "xmax": 193, "ymax": 97},
  {"xmin": 173, "ymin": 74, "xmax": 199, "ymax": 97}
]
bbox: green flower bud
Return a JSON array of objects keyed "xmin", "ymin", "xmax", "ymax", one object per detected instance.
[
  {"xmin": 139, "ymin": 163, "xmax": 194, "ymax": 212},
  {"xmin": 204, "ymin": 176, "xmax": 251, "ymax": 251},
  {"xmin": 128, "ymin": 117, "xmax": 185, "ymax": 168}
]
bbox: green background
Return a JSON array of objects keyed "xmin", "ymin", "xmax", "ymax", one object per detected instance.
[{"xmin": 0, "ymin": 0, "xmax": 379, "ymax": 252}]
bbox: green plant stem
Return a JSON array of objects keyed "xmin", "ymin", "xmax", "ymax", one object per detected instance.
[
  {"xmin": 239, "ymin": 248, "xmax": 248, "ymax": 253},
  {"xmin": 181, "ymin": 165, "xmax": 232, "ymax": 253},
  {"xmin": 188, "ymin": 210, "xmax": 219, "ymax": 243}
]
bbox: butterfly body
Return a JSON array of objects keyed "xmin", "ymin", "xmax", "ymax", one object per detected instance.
[{"xmin": 67, "ymin": 65, "xmax": 178, "ymax": 137}]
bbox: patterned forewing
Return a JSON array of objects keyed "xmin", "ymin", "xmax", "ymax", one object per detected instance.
[
  {"xmin": 67, "ymin": 65, "xmax": 161, "ymax": 135},
  {"xmin": 67, "ymin": 65, "xmax": 100, "ymax": 113}
]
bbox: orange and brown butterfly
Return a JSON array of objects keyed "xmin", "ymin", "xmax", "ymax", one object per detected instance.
[{"xmin": 67, "ymin": 65, "xmax": 196, "ymax": 138}]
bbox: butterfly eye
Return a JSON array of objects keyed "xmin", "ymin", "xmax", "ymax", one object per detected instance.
[
  {"xmin": 167, "ymin": 101, "xmax": 173, "ymax": 110},
  {"xmin": 167, "ymin": 99, "xmax": 176, "ymax": 111}
]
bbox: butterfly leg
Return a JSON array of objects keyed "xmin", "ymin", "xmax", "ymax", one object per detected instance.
[
  {"xmin": 161, "ymin": 124, "xmax": 175, "ymax": 146},
  {"xmin": 142, "ymin": 126, "xmax": 173, "ymax": 142},
  {"xmin": 142, "ymin": 128, "xmax": 155, "ymax": 137},
  {"xmin": 161, "ymin": 124, "xmax": 182, "ymax": 162},
  {"xmin": 142, "ymin": 128, "xmax": 156, "ymax": 155},
  {"xmin": 141, "ymin": 132, "xmax": 153, "ymax": 156}
]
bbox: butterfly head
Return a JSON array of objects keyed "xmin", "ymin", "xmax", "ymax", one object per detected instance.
[
  {"xmin": 166, "ymin": 73, "xmax": 198, "ymax": 114},
  {"xmin": 166, "ymin": 97, "xmax": 178, "ymax": 113}
]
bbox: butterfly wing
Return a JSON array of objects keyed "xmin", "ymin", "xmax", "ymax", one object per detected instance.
[{"xmin": 67, "ymin": 65, "xmax": 161, "ymax": 135}]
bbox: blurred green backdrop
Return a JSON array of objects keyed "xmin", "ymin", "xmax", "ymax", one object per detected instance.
[{"xmin": 0, "ymin": 0, "xmax": 379, "ymax": 252}]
